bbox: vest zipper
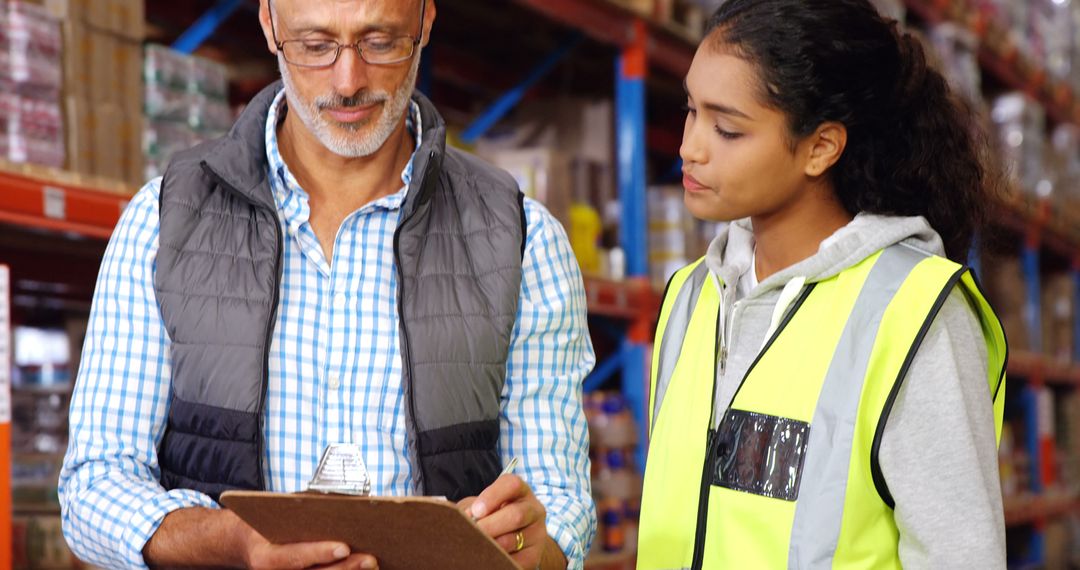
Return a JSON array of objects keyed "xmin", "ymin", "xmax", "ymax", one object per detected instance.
[
  {"xmin": 394, "ymin": 150, "xmax": 437, "ymax": 495},
  {"xmin": 691, "ymin": 288, "xmax": 727, "ymax": 570},
  {"xmin": 690, "ymin": 283, "xmax": 816, "ymax": 568},
  {"xmin": 259, "ymin": 212, "xmax": 283, "ymax": 490}
]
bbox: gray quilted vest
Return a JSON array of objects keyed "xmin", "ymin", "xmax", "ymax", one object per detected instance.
[{"xmin": 153, "ymin": 82, "xmax": 525, "ymax": 502}]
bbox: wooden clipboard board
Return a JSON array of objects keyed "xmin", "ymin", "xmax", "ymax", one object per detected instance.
[{"xmin": 220, "ymin": 491, "xmax": 518, "ymax": 570}]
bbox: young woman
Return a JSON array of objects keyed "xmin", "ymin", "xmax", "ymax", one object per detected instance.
[{"xmin": 637, "ymin": 1, "xmax": 1008, "ymax": 568}]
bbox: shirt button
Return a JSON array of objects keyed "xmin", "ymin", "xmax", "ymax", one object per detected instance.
[
  {"xmin": 333, "ymin": 293, "xmax": 346, "ymax": 309},
  {"xmin": 328, "ymin": 374, "xmax": 341, "ymax": 390}
]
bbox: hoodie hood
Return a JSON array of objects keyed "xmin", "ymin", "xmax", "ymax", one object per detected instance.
[{"xmin": 705, "ymin": 213, "xmax": 946, "ymax": 300}]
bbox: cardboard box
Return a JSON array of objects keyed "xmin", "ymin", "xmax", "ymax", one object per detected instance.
[
  {"xmin": 63, "ymin": 95, "xmax": 94, "ymax": 175},
  {"xmin": 1042, "ymin": 272, "xmax": 1074, "ymax": 364},
  {"xmin": 12, "ymin": 515, "xmax": 78, "ymax": 569},
  {"xmin": 91, "ymin": 103, "xmax": 124, "ymax": 180},
  {"xmin": 115, "ymin": 36, "xmax": 143, "ymax": 110},
  {"xmin": 84, "ymin": 0, "xmax": 110, "ymax": 32},
  {"xmin": 611, "ymin": 0, "xmax": 656, "ymax": 18},
  {"xmin": 88, "ymin": 29, "xmax": 118, "ymax": 104},
  {"xmin": 981, "ymin": 253, "xmax": 1030, "ymax": 351},
  {"xmin": 61, "ymin": 21, "xmax": 92, "ymax": 100},
  {"xmin": 114, "ymin": 0, "xmax": 143, "ymax": 40},
  {"xmin": 488, "ymin": 148, "xmax": 572, "ymax": 228},
  {"xmin": 123, "ymin": 109, "xmax": 144, "ymax": 186}
]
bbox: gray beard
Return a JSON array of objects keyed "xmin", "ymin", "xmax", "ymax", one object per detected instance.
[{"xmin": 278, "ymin": 53, "xmax": 420, "ymax": 158}]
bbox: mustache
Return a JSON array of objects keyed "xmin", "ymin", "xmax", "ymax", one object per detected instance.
[{"xmin": 315, "ymin": 91, "xmax": 389, "ymax": 110}]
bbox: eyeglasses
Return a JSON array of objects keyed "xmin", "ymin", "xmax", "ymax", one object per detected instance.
[{"xmin": 269, "ymin": 1, "xmax": 426, "ymax": 67}]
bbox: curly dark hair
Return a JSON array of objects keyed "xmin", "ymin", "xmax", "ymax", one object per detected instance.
[{"xmin": 706, "ymin": 0, "xmax": 1005, "ymax": 262}]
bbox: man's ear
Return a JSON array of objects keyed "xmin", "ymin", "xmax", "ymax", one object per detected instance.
[
  {"xmin": 258, "ymin": 0, "xmax": 279, "ymax": 56},
  {"xmin": 420, "ymin": 0, "xmax": 436, "ymax": 48}
]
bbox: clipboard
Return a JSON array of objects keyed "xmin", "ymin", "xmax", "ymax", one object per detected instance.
[{"xmin": 219, "ymin": 490, "xmax": 518, "ymax": 570}]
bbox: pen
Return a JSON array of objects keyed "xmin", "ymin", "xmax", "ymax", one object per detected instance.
[
  {"xmin": 470, "ymin": 457, "xmax": 519, "ymax": 522},
  {"xmin": 499, "ymin": 457, "xmax": 519, "ymax": 477}
]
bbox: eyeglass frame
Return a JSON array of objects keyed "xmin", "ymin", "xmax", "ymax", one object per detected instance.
[{"xmin": 268, "ymin": 0, "xmax": 427, "ymax": 68}]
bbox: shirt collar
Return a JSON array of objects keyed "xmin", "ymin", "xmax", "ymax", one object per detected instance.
[{"xmin": 264, "ymin": 88, "xmax": 423, "ymax": 221}]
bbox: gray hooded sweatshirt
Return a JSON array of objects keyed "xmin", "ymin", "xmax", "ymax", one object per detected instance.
[{"xmin": 705, "ymin": 214, "xmax": 1006, "ymax": 568}]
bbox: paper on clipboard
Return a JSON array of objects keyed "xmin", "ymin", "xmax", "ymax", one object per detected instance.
[{"xmin": 219, "ymin": 490, "xmax": 518, "ymax": 570}]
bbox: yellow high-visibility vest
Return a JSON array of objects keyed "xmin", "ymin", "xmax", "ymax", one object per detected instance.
[{"xmin": 639, "ymin": 244, "xmax": 1007, "ymax": 569}]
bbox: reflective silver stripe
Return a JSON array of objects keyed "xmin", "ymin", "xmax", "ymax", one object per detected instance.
[
  {"xmin": 788, "ymin": 244, "xmax": 928, "ymax": 569},
  {"xmin": 652, "ymin": 262, "xmax": 711, "ymax": 431}
]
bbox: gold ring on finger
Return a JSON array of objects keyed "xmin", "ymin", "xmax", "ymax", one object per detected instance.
[{"xmin": 514, "ymin": 530, "xmax": 525, "ymax": 553}]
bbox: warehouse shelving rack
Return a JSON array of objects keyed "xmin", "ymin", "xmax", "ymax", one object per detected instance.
[{"xmin": 0, "ymin": 0, "xmax": 1079, "ymax": 567}]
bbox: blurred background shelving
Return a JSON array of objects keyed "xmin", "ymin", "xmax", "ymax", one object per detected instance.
[{"xmin": 0, "ymin": 0, "xmax": 1079, "ymax": 567}]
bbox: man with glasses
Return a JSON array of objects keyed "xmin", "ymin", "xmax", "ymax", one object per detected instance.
[{"xmin": 58, "ymin": 1, "xmax": 596, "ymax": 568}]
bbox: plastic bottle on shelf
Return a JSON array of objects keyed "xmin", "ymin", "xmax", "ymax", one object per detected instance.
[
  {"xmin": 599, "ymin": 497, "xmax": 625, "ymax": 553},
  {"xmin": 590, "ymin": 445, "xmax": 607, "ymax": 481},
  {"xmin": 595, "ymin": 449, "xmax": 636, "ymax": 502},
  {"xmin": 624, "ymin": 497, "xmax": 640, "ymax": 552},
  {"xmin": 589, "ymin": 393, "xmax": 638, "ymax": 449}
]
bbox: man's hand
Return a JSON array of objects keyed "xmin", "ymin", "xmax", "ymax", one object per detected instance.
[
  {"xmin": 144, "ymin": 507, "xmax": 379, "ymax": 569},
  {"xmin": 235, "ymin": 510, "xmax": 379, "ymax": 569},
  {"xmin": 458, "ymin": 475, "xmax": 566, "ymax": 570}
]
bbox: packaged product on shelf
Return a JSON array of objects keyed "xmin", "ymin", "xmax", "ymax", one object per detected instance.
[
  {"xmin": 12, "ymin": 515, "xmax": 79, "ymax": 569},
  {"xmin": 999, "ymin": 423, "xmax": 1019, "ymax": 498},
  {"xmin": 979, "ymin": 251, "xmax": 1029, "ymax": 351},
  {"xmin": 927, "ymin": 23, "xmax": 982, "ymax": 106},
  {"xmin": 144, "ymin": 43, "xmax": 191, "ymax": 122},
  {"xmin": 1050, "ymin": 125, "xmax": 1080, "ymax": 217},
  {"xmin": 1045, "ymin": 521, "xmax": 1070, "ymax": 569},
  {"xmin": 0, "ymin": 1, "xmax": 65, "ymax": 168},
  {"xmin": 0, "ymin": 90, "xmax": 65, "ymax": 168},
  {"xmin": 1, "ymin": 2, "xmax": 63, "ymax": 90},
  {"xmin": 598, "ymin": 496, "xmax": 626, "ymax": 553},
  {"xmin": 589, "ymin": 392, "xmax": 638, "ymax": 449},
  {"xmin": 595, "ymin": 448, "xmax": 639, "ymax": 501},
  {"xmin": 868, "ymin": 0, "xmax": 905, "ymax": 21},
  {"xmin": 977, "ymin": 0, "xmax": 1029, "ymax": 59},
  {"xmin": 1030, "ymin": 0, "xmax": 1074, "ymax": 81},
  {"xmin": 1059, "ymin": 394, "xmax": 1080, "ymax": 495},
  {"xmin": 610, "ymin": 0, "xmax": 658, "ymax": 19},
  {"xmin": 1072, "ymin": 2, "xmax": 1080, "ymax": 92},
  {"xmin": 1041, "ymin": 273, "xmax": 1074, "ymax": 365},
  {"xmin": 143, "ymin": 116, "xmax": 199, "ymax": 181},
  {"xmin": 670, "ymin": 0, "xmax": 707, "ymax": 40},
  {"xmin": 648, "ymin": 185, "xmax": 694, "ymax": 289},
  {"xmin": 568, "ymin": 202, "xmax": 604, "ymax": 276},
  {"xmin": 623, "ymin": 497, "xmax": 640, "ymax": 552},
  {"xmin": 487, "ymin": 147, "xmax": 572, "ymax": 227},
  {"xmin": 143, "ymin": 43, "xmax": 234, "ymax": 183},
  {"xmin": 990, "ymin": 93, "xmax": 1047, "ymax": 197}
]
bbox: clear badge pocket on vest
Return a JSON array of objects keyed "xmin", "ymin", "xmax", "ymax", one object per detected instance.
[{"xmin": 711, "ymin": 409, "xmax": 810, "ymax": 502}]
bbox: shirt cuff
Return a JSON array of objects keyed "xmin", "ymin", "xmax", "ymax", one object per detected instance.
[
  {"xmin": 545, "ymin": 499, "xmax": 596, "ymax": 570},
  {"xmin": 122, "ymin": 489, "xmax": 219, "ymax": 569}
]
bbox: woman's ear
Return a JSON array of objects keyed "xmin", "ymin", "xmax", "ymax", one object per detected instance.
[{"xmin": 803, "ymin": 122, "xmax": 848, "ymax": 177}]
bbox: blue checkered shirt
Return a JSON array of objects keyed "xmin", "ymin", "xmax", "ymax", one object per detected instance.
[{"xmin": 59, "ymin": 89, "xmax": 597, "ymax": 569}]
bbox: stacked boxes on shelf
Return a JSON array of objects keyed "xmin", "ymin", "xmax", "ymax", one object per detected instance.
[
  {"xmin": 970, "ymin": 0, "xmax": 1080, "ymax": 91},
  {"xmin": 12, "ymin": 514, "xmax": 79, "ymax": 569},
  {"xmin": 1051, "ymin": 125, "xmax": 1080, "ymax": 219},
  {"xmin": 647, "ymin": 185, "xmax": 723, "ymax": 290},
  {"xmin": 0, "ymin": 1, "xmax": 64, "ymax": 168},
  {"xmin": 991, "ymin": 93, "xmax": 1049, "ymax": 198},
  {"xmin": 8, "ymin": 318, "xmax": 87, "ymax": 568},
  {"xmin": 142, "ymin": 44, "xmax": 232, "ymax": 181},
  {"xmin": 51, "ymin": 0, "xmax": 145, "ymax": 186}
]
